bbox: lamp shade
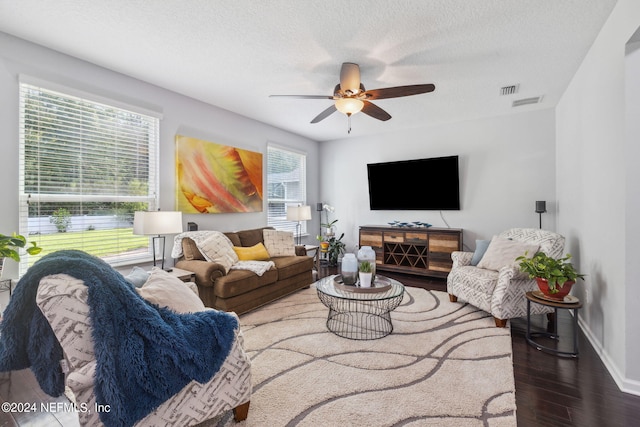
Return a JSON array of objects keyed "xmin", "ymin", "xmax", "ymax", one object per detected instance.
[
  {"xmin": 535, "ymin": 201, "xmax": 547, "ymax": 214},
  {"xmin": 286, "ymin": 205, "xmax": 312, "ymax": 222},
  {"xmin": 335, "ymin": 98, "xmax": 364, "ymax": 115},
  {"xmin": 133, "ymin": 211, "xmax": 183, "ymax": 235}
]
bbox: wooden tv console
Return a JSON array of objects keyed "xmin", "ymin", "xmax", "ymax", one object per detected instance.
[{"xmin": 359, "ymin": 225, "xmax": 463, "ymax": 278}]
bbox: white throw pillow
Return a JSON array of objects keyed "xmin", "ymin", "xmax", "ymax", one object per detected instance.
[
  {"xmin": 476, "ymin": 236, "xmax": 539, "ymax": 271},
  {"xmin": 197, "ymin": 232, "xmax": 239, "ymax": 273},
  {"xmin": 137, "ymin": 268, "xmax": 206, "ymax": 313},
  {"xmin": 263, "ymin": 229, "xmax": 295, "ymax": 257}
]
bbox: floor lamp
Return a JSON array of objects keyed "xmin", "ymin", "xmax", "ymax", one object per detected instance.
[
  {"xmin": 133, "ymin": 211, "xmax": 183, "ymax": 270},
  {"xmin": 286, "ymin": 205, "xmax": 312, "ymax": 245},
  {"xmin": 535, "ymin": 201, "xmax": 547, "ymax": 229}
]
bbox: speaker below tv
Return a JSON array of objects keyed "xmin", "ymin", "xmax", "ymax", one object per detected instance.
[{"xmin": 367, "ymin": 155, "xmax": 460, "ymax": 210}]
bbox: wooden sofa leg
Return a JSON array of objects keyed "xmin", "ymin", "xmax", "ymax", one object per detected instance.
[
  {"xmin": 233, "ymin": 401, "xmax": 250, "ymax": 422},
  {"xmin": 494, "ymin": 317, "xmax": 508, "ymax": 328},
  {"xmin": 448, "ymin": 294, "xmax": 458, "ymax": 302}
]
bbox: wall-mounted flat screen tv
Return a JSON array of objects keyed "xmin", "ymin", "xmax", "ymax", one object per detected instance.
[{"xmin": 367, "ymin": 155, "xmax": 460, "ymax": 210}]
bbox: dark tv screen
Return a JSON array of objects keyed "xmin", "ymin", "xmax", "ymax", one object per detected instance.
[{"xmin": 367, "ymin": 155, "xmax": 460, "ymax": 210}]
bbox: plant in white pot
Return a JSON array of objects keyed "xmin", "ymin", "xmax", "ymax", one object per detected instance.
[
  {"xmin": 0, "ymin": 233, "xmax": 43, "ymax": 276},
  {"xmin": 358, "ymin": 260, "xmax": 373, "ymax": 288}
]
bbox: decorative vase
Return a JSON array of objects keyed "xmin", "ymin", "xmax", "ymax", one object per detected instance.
[
  {"xmin": 359, "ymin": 271, "xmax": 373, "ymax": 288},
  {"xmin": 320, "ymin": 241, "xmax": 329, "ymax": 251},
  {"xmin": 341, "ymin": 253, "xmax": 358, "ymax": 285},
  {"xmin": 536, "ymin": 277, "xmax": 575, "ymax": 301}
]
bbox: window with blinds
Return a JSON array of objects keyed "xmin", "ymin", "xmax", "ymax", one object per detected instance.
[
  {"xmin": 266, "ymin": 145, "xmax": 307, "ymax": 235},
  {"xmin": 18, "ymin": 80, "xmax": 160, "ymax": 274}
]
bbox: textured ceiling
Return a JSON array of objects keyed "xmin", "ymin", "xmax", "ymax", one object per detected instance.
[{"xmin": 0, "ymin": 0, "xmax": 618, "ymax": 142}]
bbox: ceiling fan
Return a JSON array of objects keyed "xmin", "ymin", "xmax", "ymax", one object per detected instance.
[{"xmin": 270, "ymin": 62, "xmax": 435, "ymax": 133}]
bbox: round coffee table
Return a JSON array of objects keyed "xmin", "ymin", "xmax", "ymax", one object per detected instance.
[{"xmin": 315, "ymin": 275, "xmax": 405, "ymax": 340}]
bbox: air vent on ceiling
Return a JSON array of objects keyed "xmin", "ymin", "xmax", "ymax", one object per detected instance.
[
  {"xmin": 500, "ymin": 85, "xmax": 519, "ymax": 96},
  {"xmin": 512, "ymin": 96, "xmax": 543, "ymax": 107}
]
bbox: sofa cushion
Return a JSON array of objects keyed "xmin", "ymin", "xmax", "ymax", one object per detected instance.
[
  {"xmin": 263, "ymin": 229, "xmax": 295, "ymax": 257},
  {"xmin": 182, "ymin": 237, "xmax": 205, "ymax": 261},
  {"xmin": 238, "ymin": 227, "xmax": 273, "ymax": 247},
  {"xmin": 271, "ymin": 255, "xmax": 314, "ymax": 280},
  {"xmin": 213, "ymin": 268, "xmax": 278, "ymax": 299},
  {"xmin": 137, "ymin": 268, "xmax": 206, "ymax": 313},
  {"xmin": 223, "ymin": 232, "xmax": 242, "ymax": 247},
  {"xmin": 477, "ymin": 236, "xmax": 539, "ymax": 271},
  {"xmin": 233, "ymin": 243, "xmax": 271, "ymax": 261}
]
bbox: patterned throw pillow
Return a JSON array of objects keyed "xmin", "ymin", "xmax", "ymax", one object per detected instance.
[
  {"xmin": 233, "ymin": 242, "xmax": 271, "ymax": 261},
  {"xmin": 477, "ymin": 236, "xmax": 539, "ymax": 271},
  {"xmin": 262, "ymin": 230, "xmax": 295, "ymax": 257},
  {"xmin": 197, "ymin": 232, "xmax": 239, "ymax": 273}
]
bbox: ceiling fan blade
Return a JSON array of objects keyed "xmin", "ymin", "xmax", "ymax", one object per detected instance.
[
  {"xmin": 310, "ymin": 104, "xmax": 337, "ymax": 123},
  {"xmin": 270, "ymin": 95, "xmax": 334, "ymax": 99},
  {"xmin": 364, "ymin": 84, "xmax": 435, "ymax": 100},
  {"xmin": 340, "ymin": 63, "xmax": 361, "ymax": 94},
  {"xmin": 361, "ymin": 101, "xmax": 391, "ymax": 121}
]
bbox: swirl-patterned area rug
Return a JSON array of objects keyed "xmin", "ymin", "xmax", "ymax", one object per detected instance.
[{"xmin": 207, "ymin": 283, "xmax": 516, "ymax": 426}]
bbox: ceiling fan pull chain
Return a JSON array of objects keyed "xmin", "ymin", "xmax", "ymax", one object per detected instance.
[{"xmin": 347, "ymin": 114, "xmax": 352, "ymax": 134}]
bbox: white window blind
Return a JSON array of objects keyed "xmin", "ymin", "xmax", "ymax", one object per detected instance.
[
  {"xmin": 18, "ymin": 82, "xmax": 159, "ymax": 274},
  {"xmin": 267, "ymin": 145, "xmax": 307, "ymax": 234}
]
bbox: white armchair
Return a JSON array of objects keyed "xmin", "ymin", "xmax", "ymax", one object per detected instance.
[
  {"xmin": 36, "ymin": 273, "xmax": 252, "ymax": 426},
  {"xmin": 447, "ymin": 228, "xmax": 565, "ymax": 327}
]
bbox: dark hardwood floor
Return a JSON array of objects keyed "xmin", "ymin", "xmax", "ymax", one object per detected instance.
[
  {"xmin": 2, "ymin": 267, "xmax": 639, "ymax": 426},
  {"xmin": 367, "ymin": 269, "xmax": 640, "ymax": 427}
]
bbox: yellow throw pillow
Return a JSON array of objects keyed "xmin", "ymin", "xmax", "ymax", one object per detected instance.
[{"xmin": 233, "ymin": 242, "xmax": 271, "ymax": 261}]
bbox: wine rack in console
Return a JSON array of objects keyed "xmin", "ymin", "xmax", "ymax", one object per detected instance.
[{"xmin": 359, "ymin": 225, "xmax": 463, "ymax": 278}]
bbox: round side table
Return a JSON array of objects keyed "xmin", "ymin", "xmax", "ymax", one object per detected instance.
[{"xmin": 525, "ymin": 291, "xmax": 583, "ymax": 358}]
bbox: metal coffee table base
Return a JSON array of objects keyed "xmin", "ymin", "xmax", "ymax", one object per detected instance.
[{"xmin": 318, "ymin": 292, "xmax": 402, "ymax": 340}]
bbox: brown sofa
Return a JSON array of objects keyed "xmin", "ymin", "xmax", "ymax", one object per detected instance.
[{"xmin": 175, "ymin": 227, "xmax": 314, "ymax": 314}]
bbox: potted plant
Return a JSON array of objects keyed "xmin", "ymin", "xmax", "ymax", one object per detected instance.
[
  {"xmin": 359, "ymin": 260, "xmax": 373, "ymax": 287},
  {"xmin": 0, "ymin": 232, "xmax": 43, "ymax": 276},
  {"xmin": 326, "ymin": 233, "xmax": 346, "ymax": 267},
  {"xmin": 516, "ymin": 251, "xmax": 585, "ymax": 300},
  {"xmin": 317, "ymin": 235, "xmax": 330, "ymax": 252}
]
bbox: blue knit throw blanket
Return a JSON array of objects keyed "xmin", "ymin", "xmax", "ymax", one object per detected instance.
[{"xmin": 0, "ymin": 250, "xmax": 239, "ymax": 427}]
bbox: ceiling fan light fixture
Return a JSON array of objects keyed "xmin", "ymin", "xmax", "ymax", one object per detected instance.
[{"xmin": 335, "ymin": 98, "xmax": 364, "ymax": 115}]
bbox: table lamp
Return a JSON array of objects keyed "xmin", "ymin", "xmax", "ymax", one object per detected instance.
[
  {"xmin": 133, "ymin": 211, "xmax": 183, "ymax": 269},
  {"xmin": 286, "ymin": 205, "xmax": 312, "ymax": 245}
]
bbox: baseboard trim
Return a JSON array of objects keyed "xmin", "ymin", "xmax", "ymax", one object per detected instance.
[{"xmin": 578, "ymin": 317, "xmax": 640, "ymax": 396}]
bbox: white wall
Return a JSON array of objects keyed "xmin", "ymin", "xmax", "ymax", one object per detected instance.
[
  {"xmin": 626, "ymin": 39, "xmax": 640, "ymax": 385},
  {"xmin": 319, "ymin": 108, "xmax": 557, "ymax": 254},
  {"xmin": 556, "ymin": 0, "xmax": 640, "ymax": 395},
  {"xmin": 0, "ymin": 33, "xmax": 320, "ymax": 276}
]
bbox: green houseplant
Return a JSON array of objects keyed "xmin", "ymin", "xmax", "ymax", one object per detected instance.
[
  {"xmin": 0, "ymin": 233, "xmax": 43, "ymax": 277},
  {"xmin": 327, "ymin": 233, "xmax": 346, "ymax": 267},
  {"xmin": 0, "ymin": 233, "xmax": 42, "ymax": 262},
  {"xmin": 358, "ymin": 260, "xmax": 373, "ymax": 287},
  {"xmin": 516, "ymin": 251, "xmax": 585, "ymax": 300}
]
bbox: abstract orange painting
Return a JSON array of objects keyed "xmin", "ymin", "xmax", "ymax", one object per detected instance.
[{"xmin": 175, "ymin": 135, "xmax": 263, "ymax": 213}]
